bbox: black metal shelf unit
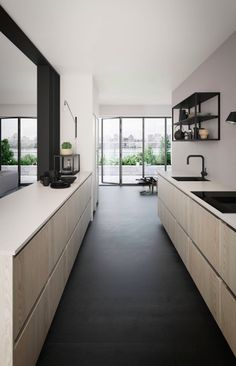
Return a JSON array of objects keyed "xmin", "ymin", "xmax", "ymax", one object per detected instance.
[{"xmin": 172, "ymin": 92, "xmax": 220, "ymax": 141}]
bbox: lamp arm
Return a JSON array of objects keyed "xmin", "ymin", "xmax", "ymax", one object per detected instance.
[{"xmin": 64, "ymin": 100, "xmax": 78, "ymax": 138}]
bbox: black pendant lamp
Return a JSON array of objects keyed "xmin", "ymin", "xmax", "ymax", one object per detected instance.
[{"xmin": 226, "ymin": 112, "xmax": 236, "ymax": 124}]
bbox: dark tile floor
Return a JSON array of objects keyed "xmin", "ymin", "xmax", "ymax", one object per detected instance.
[{"xmin": 37, "ymin": 186, "xmax": 235, "ymax": 365}]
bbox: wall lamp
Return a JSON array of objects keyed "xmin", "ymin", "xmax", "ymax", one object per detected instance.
[
  {"xmin": 64, "ymin": 100, "xmax": 78, "ymax": 137},
  {"xmin": 226, "ymin": 112, "xmax": 236, "ymax": 125}
]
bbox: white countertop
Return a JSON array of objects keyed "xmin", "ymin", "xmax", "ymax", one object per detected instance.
[
  {"xmin": 158, "ymin": 170, "xmax": 236, "ymax": 231},
  {"xmin": 0, "ymin": 171, "xmax": 92, "ymax": 256}
]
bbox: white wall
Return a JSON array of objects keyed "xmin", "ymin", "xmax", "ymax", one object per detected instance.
[
  {"xmin": 100, "ymin": 104, "xmax": 171, "ymax": 118},
  {"xmin": 172, "ymin": 31, "xmax": 236, "ymax": 189},
  {"xmin": 0, "ymin": 104, "xmax": 36, "ymax": 117},
  {"xmin": 60, "ymin": 73, "xmax": 98, "ymax": 211}
]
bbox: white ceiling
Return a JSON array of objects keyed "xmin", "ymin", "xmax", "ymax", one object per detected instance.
[
  {"xmin": 0, "ymin": 32, "xmax": 37, "ymax": 105},
  {"xmin": 1, "ymin": 0, "xmax": 236, "ymax": 105}
]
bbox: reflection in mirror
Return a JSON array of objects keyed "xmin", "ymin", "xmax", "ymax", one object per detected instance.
[{"xmin": 0, "ymin": 31, "xmax": 37, "ymax": 196}]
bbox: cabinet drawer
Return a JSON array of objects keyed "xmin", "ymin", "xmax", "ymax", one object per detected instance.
[
  {"xmin": 220, "ymin": 223, "xmax": 236, "ymax": 296},
  {"xmin": 189, "ymin": 242, "xmax": 220, "ymax": 323},
  {"xmin": 14, "ymin": 250, "xmax": 67, "ymax": 366},
  {"xmin": 50, "ymin": 203, "xmax": 68, "ymax": 270},
  {"xmin": 189, "ymin": 199, "xmax": 220, "ymax": 272},
  {"xmin": 158, "ymin": 176, "xmax": 175, "ymax": 216},
  {"xmin": 220, "ymin": 283, "xmax": 236, "ymax": 357},
  {"xmin": 13, "ymin": 221, "xmax": 51, "ymax": 340},
  {"xmin": 174, "ymin": 221, "xmax": 189, "ymax": 269},
  {"xmin": 174, "ymin": 188, "xmax": 189, "ymax": 233},
  {"xmin": 158, "ymin": 198, "xmax": 175, "ymax": 243}
]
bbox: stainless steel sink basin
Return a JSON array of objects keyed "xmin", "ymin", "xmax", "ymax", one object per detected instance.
[
  {"xmin": 192, "ymin": 191, "xmax": 236, "ymax": 213},
  {"xmin": 172, "ymin": 176, "xmax": 210, "ymax": 182}
]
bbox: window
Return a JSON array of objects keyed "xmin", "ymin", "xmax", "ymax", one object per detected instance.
[
  {"xmin": 0, "ymin": 117, "xmax": 37, "ymax": 185},
  {"xmin": 99, "ymin": 117, "xmax": 171, "ymax": 185}
]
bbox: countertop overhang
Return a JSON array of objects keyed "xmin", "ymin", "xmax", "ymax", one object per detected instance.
[
  {"xmin": 0, "ymin": 171, "xmax": 92, "ymax": 256},
  {"xmin": 158, "ymin": 170, "xmax": 236, "ymax": 231}
]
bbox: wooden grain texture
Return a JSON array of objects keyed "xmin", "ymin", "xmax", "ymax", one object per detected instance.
[
  {"xmin": 50, "ymin": 204, "xmax": 68, "ymax": 270},
  {"xmin": 220, "ymin": 283, "xmax": 236, "ymax": 357},
  {"xmin": 158, "ymin": 176, "xmax": 175, "ymax": 216},
  {"xmin": 13, "ymin": 222, "xmax": 50, "ymax": 340},
  {"xmin": 158, "ymin": 198, "xmax": 175, "ymax": 244},
  {"xmin": 174, "ymin": 221, "xmax": 189, "ymax": 269},
  {"xmin": 220, "ymin": 222, "xmax": 236, "ymax": 296},
  {"xmin": 189, "ymin": 199, "xmax": 220, "ymax": 272},
  {"xmin": 174, "ymin": 187, "xmax": 189, "ymax": 233},
  {"xmin": 0, "ymin": 256, "xmax": 13, "ymax": 366},
  {"xmin": 189, "ymin": 241, "xmax": 220, "ymax": 324}
]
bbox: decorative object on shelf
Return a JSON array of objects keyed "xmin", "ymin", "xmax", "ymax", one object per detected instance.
[
  {"xmin": 193, "ymin": 127, "xmax": 199, "ymax": 139},
  {"xmin": 61, "ymin": 141, "xmax": 73, "ymax": 155},
  {"xmin": 179, "ymin": 109, "xmax": 188, "ymax": 121},
  {"xmin": 174, "ymin": 128, "xmax": 185, "ymax": 140},
  {"xmin": 64, "ymin": 100, "xmax": 78, "ymax": 138},
  {"xmin": 54, "ymin": 154, "xmax": 80, "ymax": 175},
  {"xmin": 198, "ymin": 128, "xmax": 209, "ymax": 140},
  {"xmin": 226, "ymin": 111, "xmax": 236, "ymax": 124},
  {"xmin": 172, "ymin": 92, "xmax": 220, "ymax": 141}
]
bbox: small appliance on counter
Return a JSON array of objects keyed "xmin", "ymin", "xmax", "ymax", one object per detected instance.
[{"xmin": 54, "ymin": 154, "xmax": 80, "ymax": 176}]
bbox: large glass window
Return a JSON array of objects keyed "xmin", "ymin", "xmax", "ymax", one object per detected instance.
[
  {"xmin": 100, "ymin": 117, "xmax": 171, "ymax": 185},
  {"xmin": 1, "ymin": 118, "xmax": 18, "ymax": 176},
  {"xmin": 101, "ymin": 118, "xmax": 120, "ymax": 184},
  {"xmin": 0, "ymin": 117, "xmax": 37, "ymax": 186},
  {"xmin": 20, "ymin": 118, "xmax": 37, "ymax": 184},
  {"xmin": 122, "ymin": 118, "xmax": 143, "ymax": 184}
]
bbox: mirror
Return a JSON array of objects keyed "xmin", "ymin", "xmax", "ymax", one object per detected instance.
[{"xmin": 0, "ymin": 31, "xmax": 37, "ymax": 196}]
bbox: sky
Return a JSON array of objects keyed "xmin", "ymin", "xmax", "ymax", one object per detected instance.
[{"xmin": 1, "ymin": 118, "xmax": 37, "ymax": 139}]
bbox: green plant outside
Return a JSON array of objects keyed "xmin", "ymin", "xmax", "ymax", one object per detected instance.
[
  {"xmin": 61, "ymin": 141, "xmax": 72, "ymax": 149},
  {"xmin": 1, "ymin": 139, "xmax": 37, "ymax": 166},
  {"xmin": 100, "ymin": 137, "xmax": 171, "ymax": 166}
]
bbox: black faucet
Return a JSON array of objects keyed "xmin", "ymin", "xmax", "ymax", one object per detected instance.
[{"xmin": 186, "ymin": 155, "xmax": 208, "ymax": 180}]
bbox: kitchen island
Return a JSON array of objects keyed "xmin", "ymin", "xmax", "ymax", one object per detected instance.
[
  {"xmin": 158, "ymin": 170, "xmax": 236, "ymax": 357},
  {"xmin": 0, "ymin": 171, "xmax": 92, "ymax": 366}
]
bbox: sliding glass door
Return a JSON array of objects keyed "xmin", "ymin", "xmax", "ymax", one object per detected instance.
[
  {"xmin": 101, "ymin": 118, "xmax": 120, "ymax": 184},
  {"xmin": 122, "ymin": 118, "xmax": 143, "ymax": 184},
  {"xmin": 100, "ymin": 117, "xmax": 171, "ymax": 185}
]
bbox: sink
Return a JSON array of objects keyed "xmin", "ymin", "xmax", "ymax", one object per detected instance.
[
  {"xmin": 191, "ymin": 191, "xmax": 236, "ymax": 213},
  {"xmin": 172, "ymin": 176, "xmax": 210, "ymax": 182}
]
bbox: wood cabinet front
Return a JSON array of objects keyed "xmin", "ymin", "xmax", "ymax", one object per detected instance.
[
  {"xmin": 221, "ymin": 283, "xmax": 236, "ymax": 356},
  {"xmin": 189, "ymin": 199, "xmax": 220, "ymax": 272},
  {"xmin": 13, "ymin": 221, "xmax": 51, "ymax": 340},
  {"xmin": 220, "ymin": 222, "xmax": 236, "ymax": 296},
  {"xmin": 189, "ymin": 241, "xmax": 220, "ymax": 324}
]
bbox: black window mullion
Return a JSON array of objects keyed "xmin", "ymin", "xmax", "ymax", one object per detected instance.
[
  {"xmin": 101, "ymin": 118, "xmax": 104, "ymax": 184},
  {"xmin": 164, "ymin": 117, "xmax": 167, "ymax": 171},
  {"xmin": 119, "ymin": 118, "xmax": 122, "ymax": 185},
  {"xmin": 18, "ymin": 118, "xmax": 21, "ymax": 185},
  {"xmin": 142, "ymin": 118, "xmax": 145, "ymax": 178},
  {"xmin": 0, "ymin": 118, "xmax": 2, "ymax": 171}
]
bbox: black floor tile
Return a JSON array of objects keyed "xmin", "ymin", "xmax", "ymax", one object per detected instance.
[{"xmin": 37, "ymin": 186, "xmax": 235, "ymax": 365}]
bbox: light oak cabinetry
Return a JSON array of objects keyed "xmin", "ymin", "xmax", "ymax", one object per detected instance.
[
  {"xmin": 220, "ymin": 222, "xmax": 236, "ymax": 296},
  {"xmin": 189, "ymin": 241, "xmax": 220, "ymax": 324},
  {"xmin": 0, "ymin": 173, "xmax": 92, "ymax": 366},
  {"xmin": 221, "ymin": 283, "xmax": 236, "ymax": 356},
  {"xmin": 158, "ymin": 174, "xmax": 236, "ymax": 357},
  {"xmin": 158, "ymin": 198, "xmax": 175, "ymax": 244},
  {"xmin": 173, "ymin": 187, "xmax": 189, "ymax": 233},
  {"xmin": 189, "ymin": 199, "xmax": 220, "ymax": 272},
  {"xmin": 174, "ymin": 221, "xmax": 189, "ymax": 269}
]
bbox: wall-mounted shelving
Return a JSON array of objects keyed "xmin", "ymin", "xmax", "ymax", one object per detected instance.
[{"xmin": 172, "ymin": 92, "xmax": 220, "ymax": 141}]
